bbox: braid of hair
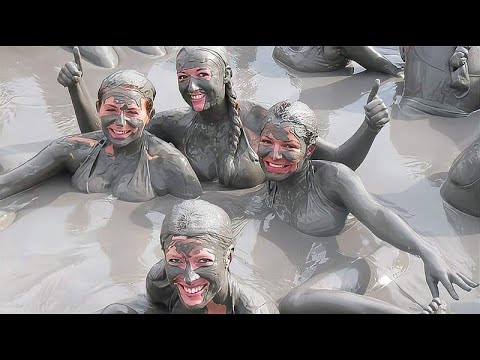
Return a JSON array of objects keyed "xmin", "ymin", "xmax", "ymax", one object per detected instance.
[{"xmin": 222, "ymin": 81, "xmax": 259, "ymax": 186}]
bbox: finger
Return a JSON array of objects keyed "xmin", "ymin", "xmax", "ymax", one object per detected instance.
[
  {"xmin": 449, "ymin": 273, "xmax": 473, "ymax": 292},
  {"xmin": 375, "ymin": 117, "xmax": 390, "ymax": 126},
  {"xmin": 427, "ymin": 277, "xmax": 440, "ymax": 298},
  {"xmin": 368, "ymin": 110, "xmax": 389, "ymax": 124},
  {"xmin": 65, "ymin": 62, "xmax": 82, "ymax": 77},
  {"xmin": 73, "ymin": 46, "xmax": 83, "ymax": 73},
  {"xmin": 429, "ymin": 301, "xmax": 439, "ymax": 311},
  {"xmin": 422, "ymin": 305, "xmax": 434, "ymax": 314},
  {"xmin": 364, "ymin": 98, "xmax": 384, "ymax": 112},
  {"xmin": 457, "ymin": 272, "xmax": 479, "ymax": 288},
  {"xmin": 440, "ymin": 277, "xmax": 459, "ymax": 300},
  {"xmin": 58, "ymin": 73, "xmax": 71, "ymax": 87},
  {"xmin": 367, "ymin": 102, "xmax": 388, "ymax": 115},
  {"xmin": 432, "ymin": 297, "xmax": 443, "ymax": 306},
  {"xmin": 367, "ymin": 79, "xmax": 380, "ymax": 103}
]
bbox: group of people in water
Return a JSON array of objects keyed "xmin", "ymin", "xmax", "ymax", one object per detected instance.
[{"xmin": 1, "ymin": 46, "xmax": 478, "ymax": 314}]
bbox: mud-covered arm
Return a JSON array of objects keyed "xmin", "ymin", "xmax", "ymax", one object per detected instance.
[
  {"xmin": 340, "ymin": 46, "xmax": 403, "ymax": 77},
  {"xmin": 325, "ymin": 164, "xmax": 479, "ymax": 300},
  {"xmin": 57, "ymin": 47, "xmax": 101, "ymax": 133},
  {"xmin": 145, "ymin": 260, "xmax": 173, "ymax": 314},
  {"xmin": 312, "ymin": 80, "xmax": 388, "ymax": 171},
  {"xmin": 0, "ymin": 138, "xmax": 72, "ymax": 200}
]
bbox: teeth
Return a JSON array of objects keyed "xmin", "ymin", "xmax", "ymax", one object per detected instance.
[
  {"xmin": 183, "ymin": 285, "xmax": 204, "ymax": 294},
  {"xmin": 111, "ymin": 129, "xmax": 129, "ymax": 135},
  {"xmin": 268, "ymin": 162, "xmax": 287, "ymax": 168},
  {"xmin": 191, "ymin": 94, "xmax": 205, "ymax": 100}
]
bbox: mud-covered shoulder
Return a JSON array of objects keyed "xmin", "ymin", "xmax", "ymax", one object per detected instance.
[
  {"xmin": 238, "ymin": 99, "xmax": 269, "ymax": 134},
  {"xmin": 147, "ymin": 107, "xmax": 192, "ymax": 143},
  {"xmin": 232, "ymin": 277, "xmax": 279, "ymax": 314},
  {"xmin": 145, "ymin": 131, "xmax": 190, "ymax": 165},
  {"xmin": 311, "ymin": 160, "xmax": 358, "ymax": 203},
  {"xmin": 145, "ymin": 259, "xmax": 174, "ymax": 309},
  {"xmin": 448, "ymin": 141, "xmax": 480, "ymax": 186}
]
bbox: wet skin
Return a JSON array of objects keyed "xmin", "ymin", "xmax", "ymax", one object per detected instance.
[
  {"xmin": 165, "ymin": 236, "xmax": 227, "ymax": 310},
  {"xmin": 62, "ymin": 47, "xmax": 389, "ymax": 188},
  {"xmin": 257, "ymin": 118, "xmax": 478, "ymax": 306},
  {"xmin": 0, "ymin": 90, "xmax": 202, "ymax": 202}
]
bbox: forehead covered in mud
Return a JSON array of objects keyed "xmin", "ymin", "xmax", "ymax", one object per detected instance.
[
  {"xmin": 263, "ymin": 100, "xmax": 318, "ymax": 145},
  {"xmin": 161, "ymin": 199, "xmax": 233, "ymax": 253},
  {"xmin": 98, "ymin": 69, "xmax": 156, "ymax": 106},
  {"xmin": 176, "ymin": 46, "xmax": 229, "ymax": 71}
]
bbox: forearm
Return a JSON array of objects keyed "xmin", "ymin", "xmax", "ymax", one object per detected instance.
[
  {"xmin": 0, "ymin": 143, "xmax": 67, "ymax": 200},
  {"xmin": 361, "ymin": 206, "xmax": 434, "ymax": 260},
  {"xmin": 342, "ymin": 46, "xmax": 401, "ymax": 75},
  {"xmin": 335, "ymin": 121, "xmax": 378, "ymax": 170},
  {"xmin": 68, "ymin": 79, "xmax": 101, "ymax": 133}
]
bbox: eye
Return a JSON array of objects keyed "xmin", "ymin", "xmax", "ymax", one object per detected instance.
[
  {"xmin": 198, "ymin": 72, "xmax": 210, "ymax": 78},
  {"xmin": 168, "ymin": 258, "xmax": 183, "ymax": 265},
  {"xmin": 105, "ymin": 108, "xmax": 116, "ymax": 113},
  {"xmin": 260, "ymin": 138, "xmax": 273, "ymax": 145},
  {"xmin": 177, "ymin": 74, "xmax": 188, "ymax": 81},
  {"xmin": 126, "ymin": 110, "xmax": 140, "ymax": 117},
  {"xmin": 285, "ymin": 144, "xmax": 300, "ymax": 149},
  {"xmin": 197, "ymin": 258, "xmax": 214, "ymax": 265}
]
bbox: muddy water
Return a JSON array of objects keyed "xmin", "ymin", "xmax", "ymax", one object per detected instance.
[{"xmin": 0, "ymin": 46, "xmax": 479, "ymax": 313}]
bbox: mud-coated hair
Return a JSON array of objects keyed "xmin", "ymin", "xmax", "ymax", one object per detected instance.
[
  {"xmin": 97, "ymin": 69, "xmax": 156, "ymax": 117},
  {"xmin": 264, "ymin": 100, "xmax": 319, "ymax": 146},
  {"xmin": 177, "ymin": 47, "xmax": 258, "ymax": 187},
  {"xmin": 160, "ymin": 199, "xmax": 234, "ymax": 254}
]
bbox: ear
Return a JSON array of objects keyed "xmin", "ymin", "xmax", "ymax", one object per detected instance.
[
  {"xmin": 224, "ymin": 66, "xmax": 232, "ymax": 84},
  {"xmin": 95, "ymin": 100, "xmax": 101, "ymax": 112},
  {"xmin": 225, "ymin": 247, "xmax": 234, "ymax": 270},
  {"xmin": 306, "ymin": 144, "xmax": 316, "ymax": 157}
]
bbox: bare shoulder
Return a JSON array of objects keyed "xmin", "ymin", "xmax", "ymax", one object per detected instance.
[
  {"xmin": 150, "ymin": 107, "xmax": 192, "ymax": 127},
  {"xmin": 65, "ymin": 130, "xmax": 104, "ymax": 147},
  {"xmin": 312, "ymin": 160, "xmax": 360, "ymax": 190},
  {"xmin": 449, "ymin": 141, "xmax": 480, "ymax": 186},
  {"xmin": 238, "ymin": 99, "xmax": 269, "ymax": 133},
  {"xmin": 146, "ymin": 132, "xmax": 190, "ymax": 164}
]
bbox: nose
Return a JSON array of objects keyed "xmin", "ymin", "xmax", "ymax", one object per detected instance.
[
  {"xmin": 272, "ymin": 143, "xmax": 283, "ymax": 160},
  {"xmin": 114, "ymin": 111, "xmax": 126, "ymax": 127},
  {"xmin": 188, "ymin": 78, "xmax": 200, "ymax": 92},
  {"xmin": 184, "ymin": 265, "xmax": 200, "ymax": 285}
]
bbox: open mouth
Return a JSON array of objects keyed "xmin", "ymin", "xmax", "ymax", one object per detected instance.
[
  {"xmin": 263, "ymin": 159, "xmax": 293, "ymax": 173},
  {"xmin": 190, "ymin": 93, "xmax": 206, "ymax": 101},
  {"xmin": 177, "ymin": 283, "xmax": 208, "ymax": 297},
  {"xmin": 108, "ymin": 127, "xmax": 133, "ymax": 139}
]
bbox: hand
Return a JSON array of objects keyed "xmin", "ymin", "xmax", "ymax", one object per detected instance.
[
  {"xmin": 423, "ymin": 251, "xmax": 479, "ymax": 300},
  {"xmin": 421, "ymin": 297, "xmax": 447, "ymax": 314},
  {"xmin": 57, "ymin": 46, "xmax": 84, "ymax": 88},
  {"xmin": 449, "ymin": 47, "xmax": 469, "ymax": 69},
  {"xmin": 364, "ymin": 79, "xmax": 389, "ymax": 132}
]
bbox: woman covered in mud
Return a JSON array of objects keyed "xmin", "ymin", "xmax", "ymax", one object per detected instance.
[
  {"xmin": 272, "ymin": 46, "xmax": 403, "ymax": 76},
  {"xmin": 101, "ymin": 199, "xmax": 448, "ymax": 314},
  {"xmin": 0, "ymin": 70, "xmax": 202, "ymax": 202},
  {"xmin": 58, "ymin": 46, "xmax": 390, "ymax": 189},
  {"xmin": 250, "ymin": 99, "xmax": 478, "ymax": 312},
  {"xmin": 102, "ymin": 199, "xmax": 278, "ymax": 314}
]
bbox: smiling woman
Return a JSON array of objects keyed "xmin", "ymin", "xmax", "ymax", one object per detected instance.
[
  {"xmin": 101, "ymin": 199, "xmax": 278, "ymax": 314},
  {"xmin": 0, "ymin": 70, "xmax": 202, "ymax": 202},
  {"xmin": 254, "ymin": 100, "xmax": 479, "ymax": 312}
]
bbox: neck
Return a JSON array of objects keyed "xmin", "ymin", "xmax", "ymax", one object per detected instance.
[
  {"xmin": 196, "ymin": 97, "xmax": 229, "ymax": 125},
  {"xmin": 275, "ymin": 161, "xmax": 310, "ymax": 191},
  {"xmin": 112, "ymin": 134, "xmax": 144, "ymax": 157},
  {"xmin": 206, "ymin": 274, "xmax": 232, "ymax": 314}
]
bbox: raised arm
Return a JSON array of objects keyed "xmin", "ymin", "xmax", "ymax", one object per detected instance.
[
  {"xmin": 57, "ymin": 47, "xmax": 101, "ymax": 133},
  {"xmin": 340, "ymin": 46, "xmax": 403, "ymax": 77},
  {"xmin": 312, "ymin": 80, "xmax": 389, "ymax": 170},
  {"xmin": 324, "ymin": 164, "xmax": 479, "ymax": 300},
  {"xmin": 0, "ymin": 138, "xmax": 73, "ymax": 200}
]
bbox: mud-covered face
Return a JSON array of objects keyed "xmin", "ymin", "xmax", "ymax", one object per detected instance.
[
  {"xmin": 176, "ymin": 50, "xmax": 226, "ymax": 112},
  {"xmin": 258, "ymin": 122, "xmax": 313, "ymax": 181},
  {"xmin": 98, "ymin": 90, "xmax": 150, "ymax": 147},
  {"xmin": 165, "ymin": 236, "xmax": 228, "ymax": 309}
]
